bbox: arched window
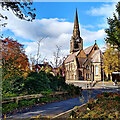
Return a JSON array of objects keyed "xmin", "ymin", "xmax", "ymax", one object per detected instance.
[
  {"xmin": 88, "ymin": 74, "xmax": 89, "ymax": 79},
  {"xmin": 86, "ymin": 65, "xmax": 89, "ymax": 70},
  {"xmin": 95, "ymin": 65, "xmax": 98, "ymax": 75},
  {"xmin": 94, "ymin": 47, "xmax": 97, "ymax": 50},
  {"xmin": 86, "ymin": 73, "xmax": 89, "ymax": 79}
]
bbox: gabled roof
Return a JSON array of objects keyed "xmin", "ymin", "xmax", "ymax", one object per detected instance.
[
  {"xmin": 91, "ymin": 50, "xmax": 102, "ymax": 62},
  {"xmin": 84, "ymin": 45, "xmax": 94, "ymax": 55},
  {"xmin": 78, "ymin": 57, "xmax": 87, "ymax": 66},
  {"xmin": 64, "ymin": 51, "xmax": 80, "ymax": 63}
]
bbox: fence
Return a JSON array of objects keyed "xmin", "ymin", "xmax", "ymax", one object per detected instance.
[{"xmin": 2, "ymin": 92, "xmax": 68, "ymax": 104}]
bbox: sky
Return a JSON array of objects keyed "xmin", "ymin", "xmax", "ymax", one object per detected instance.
[{"xmin": 0, "ymin": 1, "xmax": 119, "ymax": 64}]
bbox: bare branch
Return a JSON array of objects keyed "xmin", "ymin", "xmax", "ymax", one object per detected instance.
[{"xmin": 52, "ymin": 45, "xmax": 63, "ymax": 68}]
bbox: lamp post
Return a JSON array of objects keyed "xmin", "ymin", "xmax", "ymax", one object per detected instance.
[{"xmin": 103, "ymin": 67, "xmax": 105, "ymax": 86}]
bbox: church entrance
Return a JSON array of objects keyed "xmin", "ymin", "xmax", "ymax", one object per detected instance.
[{"xmin": 78, "ymin": 70, "xmax": 83, "ymax": 80}]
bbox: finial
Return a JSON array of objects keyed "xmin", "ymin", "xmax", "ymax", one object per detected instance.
[
  {"xmin": 74, "ymin": 8, "xmax": 78, "ymax": 26},
  {"xmin": 95, "ymin": 40, "xmax": 96, "ymax": 44}
]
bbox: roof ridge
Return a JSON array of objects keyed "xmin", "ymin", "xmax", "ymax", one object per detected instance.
[{"xmin": 84, "ymin": 45, "xmax": 94, "ymax": 50}]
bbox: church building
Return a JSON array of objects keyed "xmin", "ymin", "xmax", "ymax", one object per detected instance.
[{"xmin": 64, "ymin": 9, "xmax": 103, "ymax": 81}]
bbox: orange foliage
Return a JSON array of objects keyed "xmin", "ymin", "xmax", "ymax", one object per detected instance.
[{"xmin": 2, "ymin": 38, "xmax": 30, "ymax": 76}]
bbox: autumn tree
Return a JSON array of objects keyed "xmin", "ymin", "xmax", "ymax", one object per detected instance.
[
  {"xmin": 2, "ymin": 38, "xmax": 30, "ymax": 78},
  {"xmin": 104, "ymin": 44, "xmax": 119, "ymax": 79},
  {"xmin": 2, "ymin": 38, "xmax": 30, "ymax": 95}
]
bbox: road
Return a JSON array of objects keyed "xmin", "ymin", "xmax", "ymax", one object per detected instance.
[{"xmin": 7, "ymin": 88, "xmax": 120, "ymax": 119}]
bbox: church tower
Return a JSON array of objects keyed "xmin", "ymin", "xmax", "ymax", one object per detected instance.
[{"xmin": 70, "ymin": 9, "xmax": 83, "ymax": 54}]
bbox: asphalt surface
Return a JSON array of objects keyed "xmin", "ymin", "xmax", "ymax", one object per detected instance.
[
  {"xmin": 67, "ymin": 81, "xmax": 120, "ymax": 89},
  {"xmin": 7, "ymin": 88, "xmax": 120, "ymax": 119}
]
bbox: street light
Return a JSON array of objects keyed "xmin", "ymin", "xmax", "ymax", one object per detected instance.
[
  {"xmin": 103, "ymin": 68, "xmax": 104, "ymax": 85},
  {"xmin": 103, "ymin": 67, "xmax": 105, "ymax": 86}
]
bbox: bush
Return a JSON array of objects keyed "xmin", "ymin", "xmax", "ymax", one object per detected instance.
[
  {"xmin": 46, "ymin": 73, "xmax": 59, "ymax": 91},
  {"xmin": 23, "ymin": 71, "xmax": 51, "ymax": 94},
  {"xmin": 3, "ymin": 71, "xmax": 82, "ymax": 98},
  {"xmin": 66, "ymin": 84, "xmax": 82, "ymax": 96},
  {"xmin": 2, "ymin": 75, "xmax": 24, "ymax": 98},
  {"xmin": 70, "ymin": 92, "xmax": 120, "ymax": 119},
  {"xmin": 19, "ymin": 99, "xmax": 35, "ymax": 107},
  {"xmin": 102, "ymin": 92, "xmax": 110, "ymax": 97},
  {"xmin": 114, "ymin": 96, "xmax": 120, "ymax": 103},
  {"xmin": 41, "ymin": 90, "xmax": 52, "ymax": 96},
  {"xmin": 2, "ymin": 102, "xmax": 19, "ymax": 113},
  {"xmin": 46, "ymin": 73, "xmax": 67, "ymax": 91}
]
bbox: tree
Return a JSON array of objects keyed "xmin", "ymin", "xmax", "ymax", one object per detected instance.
[
  {"xmin": 50, "ymin": 45, "xmax": 65, "ymax": 76},
  {"xmin": 105, "ymin": 2, "xmax": 120, "ymax": 71},
  {"xmin": 30, "ymin": 37, "xmax": 47, "ymax": 71},
  {"xmin": 0, "ymin": 0, "xmax": 36, "ymax": 34},
  {"xmin": 2, "ymin": 38, "xmax": 30, "ymax": 95},
  {"xmin": 2, "ymin": 37, "xmax": 30, "ymax": 79},
  {"xmin": 51, "ymin": 45, "xmax": 63, "ymax": 68},
  {"xmin": 104, "ymin": 44, "xmax": 119, "ymax": 78},
  {"xmin": 105, "ymin": 2, "xmax": 120, "ymax": 50}
]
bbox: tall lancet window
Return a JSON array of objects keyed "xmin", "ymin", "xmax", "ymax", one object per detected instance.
[{"xmin": 95, "ymin": 65, "xmax": 98, "ymax": 75}]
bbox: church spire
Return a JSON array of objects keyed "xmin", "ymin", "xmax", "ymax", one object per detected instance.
[
  {"xmin": 70, "ymin": 9, "xmax": 83, "ymax": 54},
  {"xmin": 73, "ymin": 8, "xmax": 80, "ymax": 38}
]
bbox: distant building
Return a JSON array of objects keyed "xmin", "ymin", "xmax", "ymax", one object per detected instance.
[
  {"xmin": 34, "ymin": 62, "xmax": 52, "ymax": 71},
  {"xmin": 35, "ymin": 62, "xmax": 65, "ymax": 77},
  {"xmin": 64, "ymin": 9, "xmax": 103, "ymax": 81}
]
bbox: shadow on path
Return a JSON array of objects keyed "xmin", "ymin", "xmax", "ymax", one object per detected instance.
[{"xmin": 7, "ymin": 88, "xmax": 120, "ymax": 119}]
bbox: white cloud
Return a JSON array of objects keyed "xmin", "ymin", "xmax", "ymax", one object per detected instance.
[
  {"xmin": 87, "ymin": 2, "xmax": 118, "ymax": 28},
  {"xmin": 87, "ymin": 4, "xmax": 116, "ymax": 17},
  {"xmin": 99, "ymin": 44, "xmax": 107, "ymax": 52},
  {"xmin": 1, "ymin": 6, "xmax": 106, "ymax": 63},
  {"xmin": 82, "ymin": 29, "xmax": 106, "ymax": 43},
  {"xmin": 81, "ymin": 24, "xmax": 95, "ymax": 29}
]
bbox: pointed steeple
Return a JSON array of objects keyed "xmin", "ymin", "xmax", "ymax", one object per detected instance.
[
  {"xmin": 70, "ymin": 9, "xmax": 83, "ymax": 54},
  {"xmin": 73, "ymin": 8, "xmax": 80, "ymax": 38}
]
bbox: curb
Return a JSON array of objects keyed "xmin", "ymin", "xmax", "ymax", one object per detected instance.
[
  {"xmin": 82, "ymin": 87, "xmax": 102, "ymax": 89},
  {"xmin": 30, "ymin": 103, "xmax": 87, "ymax": 119},
  {"xmin": 66, "ymin": 80, "xmax": 92, "ymax": 83},
  {"xmin": 82, "ymin": 86, "xmax": 120, "ymax": 89},
  {"xmin": 51, "ymin": 103, "xmax": 86, "ymax": 119}
]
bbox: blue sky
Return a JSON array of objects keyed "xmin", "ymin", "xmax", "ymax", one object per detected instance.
[{"xmin": 1, "ymin": 1, "xmax": 118, "ymax": 63}]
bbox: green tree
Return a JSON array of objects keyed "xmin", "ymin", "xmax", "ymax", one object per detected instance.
[
  {"xmin": 105, "ymin": 2, "xmax": 120, "ymax": 71},
  {"xmin": 0, "ymin": 1, "xmax": 36, "ymax": 25},
  {"xmin": 0, "ymin": 0, "xmax": 36, "ymax": 37},
  {"xmin": 105, "ymin": 2, "xmax": 120, "ymax": 50}
]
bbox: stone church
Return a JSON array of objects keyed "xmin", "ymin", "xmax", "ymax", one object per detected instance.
[{"xmin": 64, "ymin": 9, "xmax": 103, "ymax": 81}]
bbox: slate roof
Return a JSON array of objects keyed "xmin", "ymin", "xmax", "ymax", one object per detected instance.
[
  {"xmin": 91, "ymin": 50, "xmax": 101, "ymax": 62},
  {"xmin": 78, "ymin": 57, "xmax": 87, "ymax": 65},
  {"xmin": 64, "ymin": 51, "xmax": 80, "ymax": 63},
  {"xmin": 64, "ymin": 44, "xmax": 102, "ymax": 64},
  {"xmin": 84, "ymin": 45, "xmax": 94, "ymax": 55}
]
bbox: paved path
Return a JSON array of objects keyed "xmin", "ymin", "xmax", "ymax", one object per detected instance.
[
  {"xmin": 67, "ymin": 81, "xmax": 120, "ymax": 89},
  {"xmin": 7, "ymin": 88, "xmax": 120, "ymax": 119}
]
